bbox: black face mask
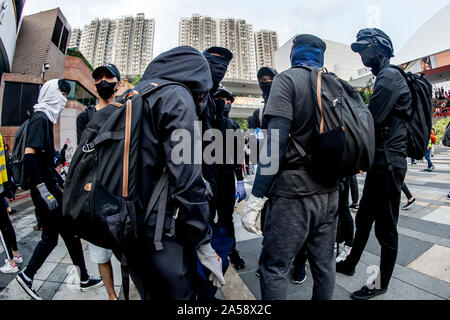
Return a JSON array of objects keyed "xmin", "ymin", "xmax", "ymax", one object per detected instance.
[
  {"xmin": 224, "ymin": 103, "xmax": 231, "ymax": 118},
  {"xmin": 96, "ymin": 80, "xmax": 117, "ymax": 100},
  {"xmin": 259, "ymin": 81, "xmax": 273, "ymax": 102},
  {"xmin": 204, "ymin": 52, "xmax": 229, "ymax": 91}
]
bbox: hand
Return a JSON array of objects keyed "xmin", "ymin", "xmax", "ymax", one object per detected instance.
[
  {"xmin": 235, "ymin": 181, "xmax": 247, "ymax": 203},
  {"xmin": 242, "ymin": 194, "xmax": 268, "ymax": 236},
  {"xmin": 202, "ymin": 177, "xmax": 214, "ymax": 201},
  {"xmin": 36, "ymin": 183, "xmax": 58, "ymax": 211},
  {"xmin": 197, "ymin": 243, "xmax": 226, "ymax": 288}
]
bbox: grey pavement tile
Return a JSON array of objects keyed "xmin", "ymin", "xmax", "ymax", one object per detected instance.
[
  {"xmin": 364, "ymin": 232, "xmax": 433, "ymax": 266},
  {"xmin": 34, "ymin": 262, "xmax": 59, "ymax": 281},
  {"xmin": 37, "ymin": 280, "xmax": 62, "ymax": 300},
  {"xmin": 437, "ymin": 238, "xmax": 450, "ymax": 249},
  {"xmin": 399, "ymin": 216, "xmax": 450, "ymax": 239},
  {"xmin": 331, "ymin": 284, "xmax": 352, "ymax": 300},
  {"xmin": 424, "ymin": 182, "xmax": 450, "ymax": 189},
  {"xmin": 215, "ymin": 289, "xmax": 226, "ymax": 300},
  {"xmin": 46, "ymin": 242, "xmax": 69, "ymax": 263},
  {"xmin": 46, "ymin": 263, "xmax": 72, "ymax": 283},
  {"xmin": 52, "ymin": 280, "xmax": 107, "ymax": 300},
  {"xmin": 234, "ymin": 238, "xmax": 263, "ymax": 274},
  {"xmin": 0, "ymin": 279, "xmax": 44, "ymax": 300},
  {"xmin": 361, "ymin": 251, "xmax": 450, "ymax": 299},
  {"xmin": 371, "ymin": 277, "xmax": 443, "ymax": 300},
  {"xmin": 239, "ymin": 271, "xmax": 261, "ymax": 300}
]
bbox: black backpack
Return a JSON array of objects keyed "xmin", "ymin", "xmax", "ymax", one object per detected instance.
[
  {"xmin": 291, "ymin": 67, "xmax": 375, "ymax": 182},
  {"xmin": 389, "ymin": 65, "xmax": 433, "ymax": 159},
  {"xmin": 62, "ymin": 79, "xmax": 187, "ymax": 251},
  {"xmin": 443, "ymin": 123, "xmax": 450, "ymax": 147},
  {"xmin": 10, "ymin": 119, "xmax": 30, "ymax": 189}
]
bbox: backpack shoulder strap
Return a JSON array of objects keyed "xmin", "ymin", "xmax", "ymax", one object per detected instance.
[{"xmin": 259, "ymin": 106, "xmax": 264, "ymax": 128}]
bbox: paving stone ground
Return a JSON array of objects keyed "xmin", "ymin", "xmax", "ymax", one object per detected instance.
[{"xmin": 1, "ymin": 147, "xmax": 449, "ymax": 300}]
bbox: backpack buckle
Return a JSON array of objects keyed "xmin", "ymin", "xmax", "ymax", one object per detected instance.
[{"xmin": 82, "ymin": 144, "xmax": 95, "ymax": 153}]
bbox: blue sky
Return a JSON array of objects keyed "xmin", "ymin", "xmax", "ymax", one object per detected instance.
[{"xmin": 23, "ymin": 0, "xmax": 449, "ymax": 57}]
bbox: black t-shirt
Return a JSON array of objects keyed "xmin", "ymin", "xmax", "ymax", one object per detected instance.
[
  {"xmin": 76, "ymin": 106, "xmax": 96, "ymax": 144},
  {"xmin": 264, "ymin": 67, "xmax": 338, "ymax": 198},
  {"xmin": 25, "ymin": 111, "xmax": 56, "ymax": 180}
]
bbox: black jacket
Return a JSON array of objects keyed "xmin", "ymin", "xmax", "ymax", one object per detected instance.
[
  {"xmin": 370, "ymin": 65, "xmax": 412, "ymax": 169},
  {"xmin": 135, "ymin": 46, "xmax": 213, "ymax": 249}
]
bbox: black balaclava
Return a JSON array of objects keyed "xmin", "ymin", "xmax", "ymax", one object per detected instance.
[
  {"xmin": 203, "ymin": 47, "xmax": 233, "ymax": 92},
  {"xmin": 257, "ymin": 67, "xmax": 278, "ymax": 103},
  {"xmin": 352, "ymin": 28, "xmax": 394, "ymax": 76}
]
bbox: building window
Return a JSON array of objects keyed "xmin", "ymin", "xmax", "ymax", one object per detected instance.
[
  {"xmin": 66, "ymin": 80, "xmax": 97, "ymax": 107},
  {"xmin": 51, "ymin": 17, "xmax": 63, "ymax": 47},
  {"xmin": 59, "ymin": 27, "xmax": 69, "ymax": 53},
  {"xmin": 1, "ymin": 82, "xmax": 41, "ymax": 126}
]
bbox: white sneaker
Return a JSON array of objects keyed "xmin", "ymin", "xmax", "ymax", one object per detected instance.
[
  {"xmin": 13, "ymin": 255, "xmax": 23, "ymax": 264},
  {"xmin": 0, "ymin": 259, "xmax": 19, "ymax": 273},
  {"xmin": 336, "ymin": 245, "xmax": 352, "ymax": 263}
]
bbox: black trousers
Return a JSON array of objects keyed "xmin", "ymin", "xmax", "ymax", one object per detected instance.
[
  {"xmin": 24, "ymin": 182, "xmax": 88, "ymax": 281},
  {"xmin": 337, "ymin": 178, "xmax": 354, "ymax": 246},
  {"xmin": 216, "ymin": 171, "xmax": 237, "ymax": 251},
  {"xmin": 401, "ymin": 183, "xmax": 413, "ymax": 200},
  {"xmin": 345, "ymin": 167, "xmax": 406, "ymax": 289},
  {"xmin": 349, "ymin": 175, "xmax": 359, "ymax": 205},
  {"xmin": 0, "ymin": 196, "xmax": 18, "ymax": 260},
  {"xmin": 126, "ymin": 235, "xmax": 198, "ymax": 300}
]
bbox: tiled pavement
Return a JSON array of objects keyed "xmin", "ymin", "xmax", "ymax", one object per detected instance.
[{"xmin": 1, "ymin": 147, "xmax": 449, "ymax": 300}]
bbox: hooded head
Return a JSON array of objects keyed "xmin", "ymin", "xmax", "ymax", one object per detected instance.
[
  {"xmin": 351, "ymin": 28, "xmax": 394, "ymax": 76},
  {"xmin": 141, "ymin": 46, "xmax": 213, "ymax": 114},
  {"xmin": 290, "ymin": 34, "xmax": 326, "ymax": 69},
  {"xmin": 203, "ymin": 47, "xmax": 233, "ymax": 92},
  {"xmin": 33, "ymin": 79, "xmax": 68, "ymax": 124},
  {"xmin": 213, "ymin": 85, "xmax": 234, "ymax": 118},
  {"xmin": 257, "ymin": 67, "xmax": 278, "ymax": 102}
]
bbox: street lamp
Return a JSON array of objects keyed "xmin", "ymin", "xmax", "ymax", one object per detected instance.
[{"xmin": 41, "ymin": 62, "xmax": 50, "ymax": 81}]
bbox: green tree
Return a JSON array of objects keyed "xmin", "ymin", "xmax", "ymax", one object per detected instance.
[
  {"xmin": 132, "ymin": 75, "xmax": 143, "ymax": 86},
  {"xmin": 232, "ymin": 118, "xmax": 248, "ymax": 131}
]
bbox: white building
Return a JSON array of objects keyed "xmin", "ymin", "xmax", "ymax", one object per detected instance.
[
  {"xmin": 180, "ymin": 15, "xmax": 269, "ymax": 81},
  {"xmin": 78, "ymin": 13, "xmax": 155, "ymax": 78},
  {"xmin": 68, "ymin": 28, "xmax": 82, "ymax": 49},
  {"xmin": 255, "ymin": 30, "xmax": 279, "ymax": 71},
  {"xmin": 275, "ymin": 36, "xmax": 368, "ymax": 81}
]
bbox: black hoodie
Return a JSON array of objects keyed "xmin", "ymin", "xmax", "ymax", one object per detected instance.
[{"xmin": 136, "ymin": 46, "xmax": 213, "ymax": 249}]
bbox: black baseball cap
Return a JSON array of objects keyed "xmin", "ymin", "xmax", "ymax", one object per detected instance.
[
  {"xmin": 292, "ymin": 34, "xmax": 327, "ymax": 53},
  {"xmin": 92, "ymin": 64, "xmax": 121, "ymax": 81}
]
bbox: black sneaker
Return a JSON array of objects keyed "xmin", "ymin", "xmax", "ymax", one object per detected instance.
[
  {"xmin": 351, "ymin": 285, "xmax": 387, "ymax": 300},
  {"xmin": 349, "ymin": 203, "xmax": 359, "ymax": 210},
  {"xmin": 80, "ymin": 274, "xmax": 104, "ymax": 291},
  {"xmin": 402, "ymin": 198, "xmax": 416, "ymax": 210},
  {"xmin": 16, "ymin": 273, "xmax": 42, "ymax": 300},
  {"xmin": 255, "ymin": 269, "xmax": 260, "ymax": 277},
  {"xmin": 229, "ymin": 249, "xmax": 245, "ymax": 270},
  {"xmin": 336, "ymin": 261, "xmax": 355, "ymax": 276},
  {"xmin": 292, "ymin": 265, "xmax": 307, "ymax": 284}
]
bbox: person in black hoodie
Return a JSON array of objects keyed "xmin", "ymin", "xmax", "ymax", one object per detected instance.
[
  {"xmin": 336, "ymin": 28, "xmax": 412, "ymax": 300},
  {"xmin": 201, "ymin": 47, "xmax": 233, "ymax": 222},
  {"xmin": 123, "ymin": 46, "xmax": 225, "ymax": 300},
  {"xmin": 213, "ymin": 86, "xmax": 247, "ymax": 270}
]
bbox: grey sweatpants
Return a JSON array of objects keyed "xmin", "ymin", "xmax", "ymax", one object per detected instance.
[{"xmin": 259, "ymin": 191, "xmax": 339, "ymax": 300}]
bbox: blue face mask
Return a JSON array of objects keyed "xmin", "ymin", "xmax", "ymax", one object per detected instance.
[{"xmin": 290, "ymin": 45, "xmax": 324, "ymax": 68}]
